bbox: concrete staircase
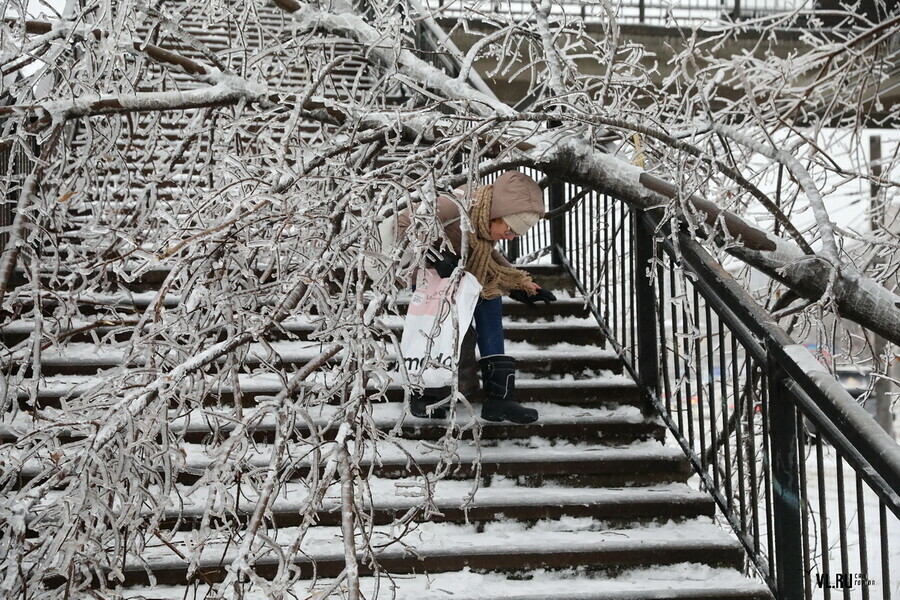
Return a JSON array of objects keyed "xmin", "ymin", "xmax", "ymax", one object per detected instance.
[
  {"xmin": 1, "ymin": 263, "xmax": 773, "ymax": 599},
  {"xmin": 2, "ymin": 2, "xmax": 773, "ymax": 598}
]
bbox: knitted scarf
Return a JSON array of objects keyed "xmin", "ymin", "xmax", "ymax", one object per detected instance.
[{"xmin": 465, "ymin": 184, "xmax": 533, "ymax": 299}]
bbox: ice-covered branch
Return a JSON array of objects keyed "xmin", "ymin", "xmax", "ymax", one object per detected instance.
[
  {"xmin": 532, "ymin": 0, "xmax": 567, "ymax": 97},
  {"xmin": 274, "ymin": 0, "xmax": 514, "ymax": 118},
  {"xmin": 522, "ymin": 134, "xmax": 900, "ymax": 345},
  {"xmin": 0, "ymin": 174, "xmax": 38, "ymax": 307},
  {"xmin": 710, "ymin": 123, "xmax": 841, "ymax": 263},
  {"xmin": 1, "ymin": 78, "xmax": 269, "ymax": 126}
]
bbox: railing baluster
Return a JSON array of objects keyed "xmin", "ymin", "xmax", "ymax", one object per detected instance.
[
  {"xmin": 760, "ymin": 373, "xmax": 776, "ymax": 584},
  {"xmin": 746, "ymin": 359, "xmax": 760, "ymax": 556},
  {"xmin": 603, "ymin": 194, "xmax": 609, "ymax": 325},
  {"xmin": 683, "ymin": 288, "xmax": 696, "ymax": 453},
  {"xmin": 611, "ymin": 208, "xmax": 619, "ymax": 341},
  {"xmin": 658, "ymin": 258, "xmax": 673, "ymax": 423},
  {"xmin": 705, "ymin": 303, "xmax": 719, "ymax": 490},
  {"xmin": 591, "ymin": 193, "xmax": 598, "ymax": 312},
  {"xmin": 733, "ymin": 334, "xmax": 747, "ymax": 534},
  {"xmin": 695, "ymin": 295, "xmax": 708, "ymax": 469},
  {"xmin": 620, "ymin": 201, "xmax": 627, "ymax": 353},
  {"xmin": 719, "ymin": 319, "xmax": 733, "ymax": 510},
  {"xmin": 836, "ymin": 455, "xmax": 851, "ymax": 600},
  {"xmin": 549, "ymin": 177, "xmax": 565, "ymax": 265},
  {"xmin": 670, "ymin": 266, "xmax": 684, "ymax": 433},
  {"xmin": 798, "ymin": 418, "xmax": 812, "ymax": 600},
  {"xmin": 628, "ymin": 211, "xmax": 636, "ymax": 363},
  {"xmin": 879, "ymin": 504, "xmax": 890, "ymax": 600},
  {"xmin": 816, "ymin": 436, "xmax": 832, "ymax": 600},
  {"xmin": 635, "ymin": 213, "xmax": 658, "ymax": 402},
  {"xmin": 856, "ymin": 474, "xmax": 869, "ymax": 600}
]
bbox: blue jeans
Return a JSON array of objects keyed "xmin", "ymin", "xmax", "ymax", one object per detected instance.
[{"xmin": 472, "ymin": 296, "xmax": 504, "ymax": 357}]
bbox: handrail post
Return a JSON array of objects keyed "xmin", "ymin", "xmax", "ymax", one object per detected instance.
[
  {"xmin": 634, "ymin": 212, "xmax": 659, "ymax": 412},
  {"xmin": 768, "ymin": 353, "xmax": 805, "ymax": 599},
  {"xmin": 507, "ymin": 237, "xmax": 520, "ymax": 263},
  {"xmin": 549, "ymin": 178, "xmax": 566, "ymax": 265}
]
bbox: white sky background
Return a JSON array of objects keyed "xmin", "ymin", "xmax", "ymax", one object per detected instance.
[
  {"xmin": 23, "ymin": 0, "xmax": 65, "ymax": 18},
  {"xmin": 744, "ymin": 128, "xmax": 900, "ymax": 242},
  {"xmin": 0, "ymin": 0, "xmax": 64, "ymax": 19}
]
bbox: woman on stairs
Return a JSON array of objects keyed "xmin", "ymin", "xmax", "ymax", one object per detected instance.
[{"xmin": 395, "ymin": 170, "xmax": 556, "ymax": 424}]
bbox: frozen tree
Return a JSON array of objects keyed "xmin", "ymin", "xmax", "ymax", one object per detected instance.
[{"xmin": 0, "ymin": 0, "xmax": 898, "ymax": 598}]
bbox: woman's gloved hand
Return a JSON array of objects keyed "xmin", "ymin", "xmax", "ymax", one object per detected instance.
[
  {"xmin": 427, "ymin": 250, "xmax": 461, "ymax": 278},
  {"xmin": 509, "ymin": 288, "xmax": 556, "ymax": 307}
]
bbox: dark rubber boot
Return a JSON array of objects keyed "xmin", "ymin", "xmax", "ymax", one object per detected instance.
[
  {"xmin": 479, "ymin": 355, "xmax": 538, "ymax": 424},
  {"xmin": 410, "ymin": 386, "xmax": 450, "ymax": 419}
]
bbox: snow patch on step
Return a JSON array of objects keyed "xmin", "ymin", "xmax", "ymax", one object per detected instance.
[
  {"xmin": 32, "ymin": 339, "xmax": 617, "ymax": 364},
  {"xmin": 135, "ymin": 516, "xmax": 740, "ymax": 566},
  {"xmin": 120, "ymin": 562, "xmax": 770, "ymax": 599},
  {"xmin": 18, "ymin": 369, "xmax": 636, "ymax": 400},
  {"xmin": 166, "ymin": 401, "xmax": 648, "ymax": 433},
  {"xmin": 177, "ymin": 437, "xmax": 685, "ymax": 470},
  {"xmin": 161, "ymin": 479, "xmax": 709, "ymax": 518}
]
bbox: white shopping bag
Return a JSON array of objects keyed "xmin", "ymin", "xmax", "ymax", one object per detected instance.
[{"xmin": 399, "ymin": 269, "xmax": 482, "ymax": 388}]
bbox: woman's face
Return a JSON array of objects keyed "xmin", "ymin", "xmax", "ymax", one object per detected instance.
[{"xmin": 489, "ymin": 218, "xmax": 517, "ymax": 241}]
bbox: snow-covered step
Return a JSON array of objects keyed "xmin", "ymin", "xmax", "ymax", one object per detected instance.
[
  {"xmin": 0, "ymin": 439, "xmax": 681, "ymax": 492},
  {"xmin": 9, "ymin": 263, "xmax": 575, "ymax": 293},
  {"xmin": 111, "ymin": 518, "xmax": 748, "ymax": 587},
  {"xmin": 170, "ymin": 401, "xmax": 662, "ymax": 444},
  {"xmin": 167, "ymin": 438, "xmax": 691, "ymax": 486},
  {"xmin": 12, "ymin": 293, "xmax": 592, "ymax": 320},
  {"xmin": 12, "ymin": 437, "xmax": 691, "ymax": 488},
  {"xmin": 19, "ymin": 342, "xmax": 623, "ymax": 377},
  {"xmin": 119, "ymin": 564, "xmax": 773, "ymax": 599},
  {"xmin": 2, "ymin": 402, "xmax": 661, "ymax": 445},
  {"xmin": 159, "ymin": 481, "xmax": 714, "ymax": 530},
  {"xmin": 0, "ymin": 315, "xmax": 603, "ymax": 347},
  {"xmin": 13, "ymin": 371, "xmax": 641, "ymax": 411}
]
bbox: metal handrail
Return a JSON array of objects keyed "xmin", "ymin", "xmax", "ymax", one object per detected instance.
[
  {"xmin": 397, "ymin": 16, "xmax": 899, "ymax": 595},
  {"xmin": 521, "ymin": 184, "xmax": 900, "ymax": 599}
]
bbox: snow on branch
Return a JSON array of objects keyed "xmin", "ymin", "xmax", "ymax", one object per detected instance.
[{"xmin": 1, "ymin": 78, "xmax": 270, "ymax": 125}]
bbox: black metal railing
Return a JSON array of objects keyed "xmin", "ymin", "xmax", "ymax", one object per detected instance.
[
  {"xmin": 511, "ymin": 182, "xmax": 900, "ymax": 600},
  {"xmin": 426, "ymin": 0, "xmax": 815, "ymax": 27}
]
